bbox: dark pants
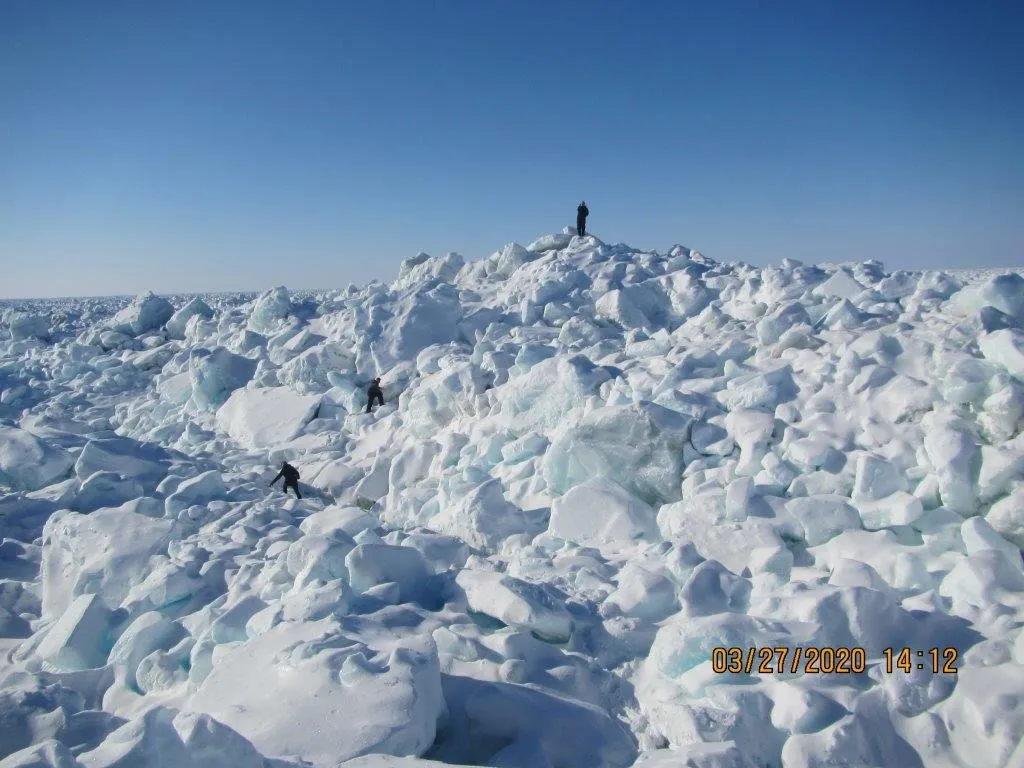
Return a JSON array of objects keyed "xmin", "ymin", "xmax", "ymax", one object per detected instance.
[
  {"xmin": 283, "ymin": 479, "xmax": 301, "ymax": 499},
  {"xmin": 366, "ymin": 391, "xmax": 384, "ymax": 413},
  {"xmin": 577, "ymin": 218, "xmax": 586, "ymax": 237}
]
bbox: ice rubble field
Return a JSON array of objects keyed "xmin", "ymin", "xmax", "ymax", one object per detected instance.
[{"xmin": 0, "ymin": 233, "xmax": 1023, "ymax": 768}]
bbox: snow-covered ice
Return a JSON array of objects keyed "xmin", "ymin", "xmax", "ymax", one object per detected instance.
[{"xmin": 0, "ymin": 238, "xmax": 1022, "ymax": 767}]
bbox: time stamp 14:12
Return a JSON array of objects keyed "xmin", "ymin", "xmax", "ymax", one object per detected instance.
[
  {"xmin": 884, "ymin": 647, "xmax": 959, "ymax": 674},
  {"xmin": 710, "ymin": 646, "xmax": 960, "ymax": 675}
]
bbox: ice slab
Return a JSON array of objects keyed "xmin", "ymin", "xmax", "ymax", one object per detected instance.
[
  {"xmin": 632, "ymin": 742, "xmax": 757, "ymax": 767},
  {"xmin": 985, "ymin": 485, "xmax": 1024, "ymax": 548},
  {"xmin": 105, "ymin": 610, "xmax": 187, "ymax": 691},
  {"xmin": 166, "ymin": 297, "xmax": 214, "ymax": 340},
  {"xmin": 41, "ymin": 505, "xmax": 175, "ymax": 618},
  {"xmin": 544, "ymin": 401, "xmax": 691, "ymax": 506},
  {"xmin": 979, "ymin": 328, "xmax": 1024, "ymax": 381},
  {"xmin": 164, "ymin": 470, "xmax": 227, "ymax": 517},
  {"xmin": 430, "ymin": 477, "xmax": 542, "ymax": 551},
  {"xmin": 0, "ymin": 427, "xmax": 74, "ymax": 492},
  {"xmin": 456, "ymin": 569, "xmax": 573, "ymax": 642},
  {"xmin": 247, "ymin": 286, "xmax": 293, "ymax": 333},
  {"xmin": 215, "ymin": 386, "xmax": 322, "ymax": 450},
  {"xmin": 372, "ymin": 283, "xmax": 463, "ymax": 367},
  {"xmin": 548, "ymin": 477, "xmax": 659, "ymax": 551},
  {"xmin": 109, "ymin": 292, "xmax": 174, "ymax": 336},
  {"xmin": 950, "ymin": 273, "xmax": 1024, "ymax": 324},
  {"xmin": 498, "ymin": 355, "xmax": 612, "ymax": 433},
  {"xmin": 345, "ymin": 542, "xmax": 429, "ymax": 602},
  {"xmin": 8, "ymin": 314, "xmax": 50, "ymax": 342},
  {"xmin": 34, "ymin": 594, "xmax": 112, "ymax": 671},
  {"xmin": 784, "ymin": 496, "xmax": 862, "ymax": 546},
  {"xmin": 188, "ymin": 347, "xmax": 257, "ymax": 410},
  {"xmin": 300, "ymin": 505, "xmax": 377, "ymax": 538},
  {"xmin": 922, "ymin": 413, "xmax": 979, "ymax": 516},
  {"xmin": 73, "ymin": 437, "xmax": 169, "ymax": 487},
  {"xmin": 851, "ymin": 452, "xmax": 905, "ymax": 501}
]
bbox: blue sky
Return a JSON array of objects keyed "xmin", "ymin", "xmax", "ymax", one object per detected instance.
[{"xmin": 1, "ymin": 1, "xmax": 1021, "ymax": 298}]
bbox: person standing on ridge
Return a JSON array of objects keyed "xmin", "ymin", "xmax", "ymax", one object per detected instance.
[
  {"xmin": 576, "ymin": 200, "xmax": 589, "ymax": 237},
  {"xmin": 268, "ymin": 460, "xmax": 302, "ymax": 499},
  {"xmin": 366, "ymin": 377, "xmax": 385, "ymax": 413}
]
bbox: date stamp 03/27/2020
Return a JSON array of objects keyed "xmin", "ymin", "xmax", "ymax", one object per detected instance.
[{"xmin": 711, "ymin": 646, "xmax": 960, "ymax": 676}]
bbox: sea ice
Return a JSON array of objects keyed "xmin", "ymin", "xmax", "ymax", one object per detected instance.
[{"xmin": 0, "ymin": 239, "xmax": 1021, "ymax": 768}]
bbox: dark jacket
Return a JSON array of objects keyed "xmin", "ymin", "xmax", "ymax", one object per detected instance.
[
  {"xmin": 577, "ymin": 204, "xmax": 589, "ymax": 220},
  {"xmin": 271, "ymin": 462, "xmax": 300, "ymax": 485}
]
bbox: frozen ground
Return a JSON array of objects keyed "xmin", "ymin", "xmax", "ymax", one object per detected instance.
[{"xmin": 0, "ymin": 232, "xmax": 1023, "ymax": 767}]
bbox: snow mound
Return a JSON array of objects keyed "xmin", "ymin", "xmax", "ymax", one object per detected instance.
[
  {"xmin": 0, "ymin": 740, "xmax": 79, "ymax": 768},
  {"xmin": 186, "ymin": 620, "xmax": 444, "ymax": 765},
  {"xmin": 74, "ymin": 707, "xmax": 268, "ymax": 768},
  {"xmin": 433, "ymin": 674, "xmax": 636, "ymax": 767}
]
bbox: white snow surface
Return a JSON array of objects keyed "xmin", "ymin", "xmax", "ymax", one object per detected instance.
[{"xmin": 0, "ymin": 238, "xmax": 1022, "ymax": 767}]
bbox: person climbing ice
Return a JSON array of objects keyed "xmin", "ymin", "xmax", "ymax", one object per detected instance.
[
  {"xmin": 366, "ymin": 377, "xmax": 385, "ymax": 413},
  {"xmin": 576, "ymin": 200, "xmax": 589, "ymax": 237},
  {"xmin": 268, "ymin": 460, "xmax": 302, "ymax": 499}
]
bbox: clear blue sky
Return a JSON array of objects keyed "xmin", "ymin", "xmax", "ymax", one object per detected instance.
[{"xmin": 1, "ymin": 1, "xmax": 1021, "ymax": 298}]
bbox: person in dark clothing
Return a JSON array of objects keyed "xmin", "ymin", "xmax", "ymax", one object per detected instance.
[
  {"xmin": 269, "ymin": 461, "xmax": 302, "ymax": 499},
  {"xmin": 576, "ymin": 201, "xmax": 589, "ymax": 237},
  {"xmin": 366, "ymin": 377, "xmax": 385, "ymax": 413}
]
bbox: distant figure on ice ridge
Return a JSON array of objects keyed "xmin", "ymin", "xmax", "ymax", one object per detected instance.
[
  {"xmin": 269, "ymin": 461, "xmax": 302, "ymax": 499},
  {"xmin": 576, "ymin": 200, "xmax": 589, "ymax": 237},
  {"xmin": 366, "ymin": 377, "xmax": 385, "ymax": 413}
]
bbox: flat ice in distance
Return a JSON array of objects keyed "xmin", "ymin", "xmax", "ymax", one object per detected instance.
[{"xmin": 1, "ymin": 231, "xmax": 1023, "ymax": 767}]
